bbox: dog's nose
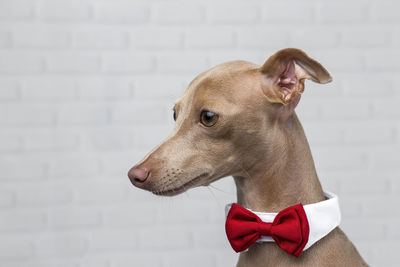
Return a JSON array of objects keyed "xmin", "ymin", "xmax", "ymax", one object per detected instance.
[{"xmin": 128, "ymin": 167, "xmax": 149, "ymax": 184}]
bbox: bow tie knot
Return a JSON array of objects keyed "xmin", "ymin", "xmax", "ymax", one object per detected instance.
[
  {"xmin": 225, "ymin": 203, "xmax": 310, "ymax": 257},
  {"xmin": 257, "ymin": 222, "xmax": 272, "ymax": 236}
]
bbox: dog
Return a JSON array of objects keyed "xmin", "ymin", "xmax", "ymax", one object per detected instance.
[{"xmin": 128, "ymin": 48, "xmax": 368, "ymax": 266}]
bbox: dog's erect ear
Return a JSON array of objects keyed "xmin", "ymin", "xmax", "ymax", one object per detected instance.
[{"xmin": 260, "ymin": 48, "xmax": 332, "ymax": 105}]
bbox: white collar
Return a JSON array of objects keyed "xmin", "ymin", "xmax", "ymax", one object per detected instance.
[{"xmin": 225, "ymin": 191, "xmax": 341, "ymax": 251}]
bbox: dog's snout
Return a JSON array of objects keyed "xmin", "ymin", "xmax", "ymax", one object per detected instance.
[{"xmin": 128, "ymin": 167, "xmax": 149, "ymax": 185}]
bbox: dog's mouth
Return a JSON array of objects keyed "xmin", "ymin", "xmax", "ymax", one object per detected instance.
[{"xmin": 152, "ymin": 172, "xmax": 209, "ymax": 196}]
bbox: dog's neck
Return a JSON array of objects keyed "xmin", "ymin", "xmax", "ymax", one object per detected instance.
[{"xmin": 233, "ymin": 113, "xmax": 325, "ymax": 212}]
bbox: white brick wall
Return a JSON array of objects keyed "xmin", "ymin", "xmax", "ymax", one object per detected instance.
[{"xmin": 0, "ymin": 0, "xmax": 399, "ymax": 266}]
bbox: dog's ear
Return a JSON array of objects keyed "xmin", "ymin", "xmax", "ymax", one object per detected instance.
[{"xmin": 260, "ymin": 48, "xmax": 332, "ymax": 105}]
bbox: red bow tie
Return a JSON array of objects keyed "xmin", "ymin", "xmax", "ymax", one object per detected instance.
[{"xmin": 225, "ymin": 203, "xmax": 309, "ymax": 257}]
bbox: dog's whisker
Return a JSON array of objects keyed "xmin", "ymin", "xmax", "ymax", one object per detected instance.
[
  {"xmin": 208, "ymin": 184, "xmax": 233, "ymax": 195},
  {"xmin": 239, "ymin": 161, "xmax": 252, "ymax": 180},
  {"xmin": 207, "ymin": 186, "xmax": 221, "ymax": 206}
]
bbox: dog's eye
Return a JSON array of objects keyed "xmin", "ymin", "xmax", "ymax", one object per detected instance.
[
  {"xmin": 200, "ymin": 110, "xmax": 218, "ymax": 127},
  {"xmin": 173, "ymin": 110, "xmax": 177, "ymax": 121}
]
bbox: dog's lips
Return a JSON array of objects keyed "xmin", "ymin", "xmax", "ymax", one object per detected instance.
[{"xmin": 152, "ymin": 172, "xmax": 209, "ymax": 196}]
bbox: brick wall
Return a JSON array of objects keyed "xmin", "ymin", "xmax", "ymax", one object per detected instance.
[{"xmin": 0, "ymin": 0, "xmax": 399, "ymax": 266}]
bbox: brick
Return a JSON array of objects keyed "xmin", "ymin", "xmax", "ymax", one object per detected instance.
[
  {"xmin": 264, "ymin": 4, "xmax": 314, "ymax": 22},
  {"xmin": 0, "ymin": 0, "xmax": 34, "ymax": 19},
  {"xmin": 303, "ymin": 78, "xmax": 342, "ymax": 98},
  {"xmin": 0, "ymin": 211, "xmax": 45, "ymax": 231},
  {"xmin": 0, "ymin": 31, "xmax": 10, "ymax": 47},
  {"xmin": 46, "ymin": 52, "xmax": 99, "ymax": 73},
  {"xmin": 354, "ymin": 242, "xmax": 374, "ymax": 264},
  {"xmin": 290, "ymin": 29, "xmax": 340, "ymax": 48},
  {"xmin": 208, "ymin": 4, "xmax": 261, "ymax": 23},
  {"xmin": 0, "ymin": 159, "xmax": 45, "ymax": 180},
  {"xmin": 342, "ymin": 74, "xmax": 395, "ymax": 97},
  {"xmin": 111, "ymin": 102, "xmax": 167, "ymax": 124},
  {"xmin": 25, "ymin": 132, "xmax": 79, "ymax": 151},
  {"xmin": 295, "ymin": 97, "xmax": 323, "ymax": 121},
  {"xmin": 371, "ymin": 98, "xmax": 400, "ymax": 118},
  {"xmin": 390, "ymin": 174, "xmax": 400, "ymax": 193},
  {"xmin": 0, "ymin": 134, "xmax": 22, "ymax": 151},
  {"xmin": 371, "ymin": 3, "xmax": 400, "ymax": 22},
  {"xmin": 87, "ymin": 229, "xmax": 136, "ymax": 252},
  {"xmin": 57, "ymin": 104, "xmax": 109, "ymax": 125},
  {"xmin": 74, "ymin": 29, "xmax": 128, "ymax": 49},
  {"xmin": 360, "ymin": 195, "xmax": 399, "ymax": 217},
  {"xmin": 302, "ymin": 121, "xmax": 344, "ymax": 145},
  {"xmin": 313, "ymin": 147, "xmax": 367, "ymax": 171},
  {"xmin": 157, "ymin": 203, "xmax": 213, "ymax": 224},
  {"xmin": 48, "ymin": 156, "xmax": 100, "ymax": 178},
  {"xmin": 0, "ymin": 238, "xmax": 33, "ymax": 260},
  {"xmin": 341, "ymin": 29, "xmax": 389, "ymax": 47},
  {"xmin": 112, "ymin": 254, "xmax": 161, "ymax": 267},
  {"xmin": 48, "ymin": 157, "xmax": 100, "ymax": 178},
  {"xmin": 193, "ymin": 226, "xmax": 226, "ymax": 248},
  {"xmin": 13, "ymin": 29, "xmax": 70, "ymax": 48},
  {"xmin": 207, "ymin": 50, "xmax": 263, "ymax": 68},
  {"xmin": 237, "ymin": 29, "xmax": 290, "ymax": 49},
  {"xmin": 337, "ymin": 194, "xmax": 363, "ymax": 217},
  {"xmin": 154, "ymin": 4, "xmax": 205, "ymax": 24},
  {"xmin": 0, "ymin": 78, "xmax": 19, "ymax": 100},
  {"xmin": 156, "ymin": 53, "xmax": 208, "ymax": 74},
  {"xmin": 133, "ymin": 75, "xmax": 185, "ymax": 100},
  {"xmin": 94, "ymin": 3, "xmax": 149, "ymax": 23},
  {"xmin": 21, "ymin": 78, "xmax": 77, "ymax": 101},
  {"xmin": 342, "ymin": 219, "xmax": 386, "ymax": 241},
  {"xmin": 48, "ymin": 209, "xmax": 101, "ymax": 229},
  {"xmin": 313, "ymin": 51, "xmax": 366, "ymax": 72},
  {"xmin": 86, "ymin": 129, "xmax": 134, "ymax": 151},
  {"xmin": 76, "ymin": 182, "xmax": 126, "ymax": 204},
  {"xmin": 78, "ymin": 77, "xmax": 131, "ymax": 100},
  {"xmin": 368, "ymin": 147, "xmax": 400, "ymax": 170},
  {"xmin": 318, "ymin": 4, "xmax": 368, "ymax": 23},
  {"xmin": 102, "ymin": 53, "xmax": 154, "ymax": 73},
  {"xmin": 34, "ymin": 235, "xmax": 87, "ymax": 258},
  {"xmin": 103, "ymin": 205, "xmax": 156, "ymax": 227},
  {"xmin": 0, "ymin": 191, "xmax": 14, "ymax": 208},
  {"xmin": 39, "ymin": 0, "xmax": 91, "ymax": 21},
  {"xmin": 132, "ymin": 125, "xmax": 173, "ymax": 149},
  {"xmin": 320, "ymin": 99, "xmax": 370, "ymax": 120},
  {"xmin": 185, "ymin": 28, "xmax": 235, "ymax": 48},
  {"xmin": 17, "ymin": 187, "xmax": 71, "ymax": 207},
  {"xmin": 9, "ymin": 262, "xmax": 80, "ymax": 267},
  {"xmin": 138, "ymin": 226, "xmax": 191, "ymax": 249},
  {"xmin": 216, "ymin": 251, "xmax": 240, "ymax": 267},
  {"xmin": 387, "ymin": 219, "xmax": 400, "ymax": 240},
  {"xmin": 0, "ymin": 52, "xmax": 44, "ymax": 73},
  {"xmin": 77, "ymin": 259, "xmax": 108, "ymax": 267},
  {"xmin": 0, "ymin": 104, "xmax": 55, "ymax": 125},
  {"xmin": 393, "ymin": 30, "xmax": 400, "ymax": 46},
  {"xmin": 368, "ymin": 51, "xmax": 400, "ymax": 71},
  {"xmin": 101, "ymin": 152, "xmax": 136, "ymax": 177},
  {"xmin": 337, "ymin": 173, "xmax": 389, "ymax": 195},
  {"xmin": 317, "ymin": 172, "xmax": 341, "ymax": 194},
  {"xmin": 164, "ymin": 252, "xmax": 216, "ymax": 267},
  {"xmin": 371, "ymin": 242, "xmax": 400, "ymax": 265},
  {"xmin": 131, "ymin": 29, "xmax": 183, "ymax": 49},
  {"xmin": 343, "ymin": 122, "xmax": 395, "ymax": 144}
]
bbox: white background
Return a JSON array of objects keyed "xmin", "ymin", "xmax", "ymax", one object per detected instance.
[{"xmin": 0, "ymin": 0, "xmax": 399, "ymax": 266}]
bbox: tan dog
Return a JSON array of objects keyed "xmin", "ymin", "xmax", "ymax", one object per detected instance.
[{"xmin": 128, "ymin": 48, "xmax": 367, "ymax": 266}]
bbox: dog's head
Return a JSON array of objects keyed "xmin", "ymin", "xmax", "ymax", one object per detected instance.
[{"xmin": 128, "ymin": 48, "xmax": 331, "ymax": 196}]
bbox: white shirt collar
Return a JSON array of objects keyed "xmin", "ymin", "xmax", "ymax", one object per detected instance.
[{"xmin": 225, "ymin": 191, "xmax": 341, "ymax": 251}]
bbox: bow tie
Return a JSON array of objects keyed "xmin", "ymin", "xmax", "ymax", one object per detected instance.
[{"xmin": 225, "ymin": 203, "xmax": 310, "ymax": 257}]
